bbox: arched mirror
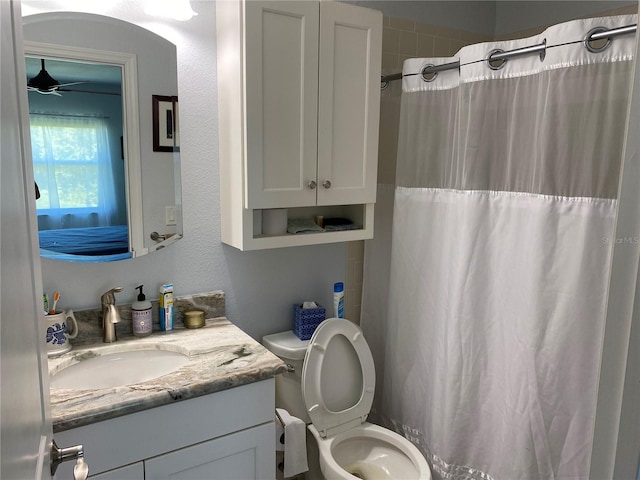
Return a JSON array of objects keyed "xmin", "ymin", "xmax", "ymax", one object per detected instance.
[{"xmin": 23, "ymin": 12, "xmax": 183, "ymax": 262}]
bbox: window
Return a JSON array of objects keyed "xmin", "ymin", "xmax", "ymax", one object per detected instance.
[{"xmin": 30, "ymin": 114, "xmax": 118, "ymax": 229}]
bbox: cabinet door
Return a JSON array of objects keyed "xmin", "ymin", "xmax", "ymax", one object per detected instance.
[
  {"xmin": 245, "ymin": 1, "xmax": 319, "ymax": 209},
  {"xmin": 317, "ymin": 2, "xmax": 382, "ymax": 206},
  {"xmin": 144, "ymin": 422, "xmax": 274, "ymax": 480},
  {"xmin": 89, "ymin": 462, "xmax": 143, "ymax": 480}
]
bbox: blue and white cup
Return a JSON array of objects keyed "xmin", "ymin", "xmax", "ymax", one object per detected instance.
[{"xmin": 43, "ymin": 310, "xmax": 78, "ymax": 357}]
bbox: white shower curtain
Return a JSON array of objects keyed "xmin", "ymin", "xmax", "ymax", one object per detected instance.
[{"xmin": 361, "ymin": 15, "xmax": 636, "ymax": 480}]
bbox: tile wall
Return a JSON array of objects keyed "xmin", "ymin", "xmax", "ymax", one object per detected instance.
[{"xmin": 380, "ymin": 16, "xmax": 491, "ymax": 74}]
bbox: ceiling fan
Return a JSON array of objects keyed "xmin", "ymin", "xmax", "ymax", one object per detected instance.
[{"xmin": 27, "ymin": 59, "xmax": 85, "ymax": 96}]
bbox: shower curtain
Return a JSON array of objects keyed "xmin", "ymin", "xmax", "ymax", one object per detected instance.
[{"xmin": 361, "ymin": 15, "xmax": 637, "ymax": 480}]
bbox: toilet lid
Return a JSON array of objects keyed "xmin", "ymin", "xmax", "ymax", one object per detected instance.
[{"xmin": 301, "ymin": 318, "xmax": 375, "ymax": 438}]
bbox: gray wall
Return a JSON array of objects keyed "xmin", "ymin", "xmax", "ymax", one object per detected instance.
[
  {"xmin": 494, "ymin": 1, "xmax": 636, "ymax": 36},
  {"xmin": 23, "ymin": 0, "xmax": 636, "ymax": 342},
  {"xmin": 348, "ymin": 1, "xmax": 497, "ymax": 35},
  {"xmin": 22, "ymin": 0, "xmax": 346, "ymax": 342},
  {"xmin": 351, "ymin": 1, "xmax": 635, "ymax": 36}
]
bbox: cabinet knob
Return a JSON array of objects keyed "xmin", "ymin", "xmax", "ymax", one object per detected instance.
[
  {"xmin": 322, "ymin": 180, "xmax": 332, "ymax": 189},
  {"xmin": 307, "ymin": 180, "xmax": 317, "ymax": 190}
]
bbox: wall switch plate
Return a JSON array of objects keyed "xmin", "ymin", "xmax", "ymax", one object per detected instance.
[{"xmin": 165, "ymin": 206, "xmax": 177, "ymax": 226}]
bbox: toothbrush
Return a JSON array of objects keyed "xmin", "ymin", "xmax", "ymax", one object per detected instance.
[
  {"xmin": 50, "ymin": 291, "xmax": 60, "ymax": 315},
  {"xmin": 43, "ymin": 294, "xmax": 49, "ymax": 315}
]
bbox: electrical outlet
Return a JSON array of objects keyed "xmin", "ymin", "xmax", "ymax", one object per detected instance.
[{"xmin": 165, "ymin": 206, "xmax": 177, "ymax": 226}]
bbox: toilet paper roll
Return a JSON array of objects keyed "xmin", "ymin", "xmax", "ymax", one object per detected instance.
[
  {"xmin": 275, "ymin": 412, "xmax": 285, "ymax": 452},
  {"xmin": 253, "ymin": 210, "xmax": 263, "ymax": 236},
  {"xmin": 263, "ymin": 209, "xmax": 288, "ymax": 236},
  {"xmin": 276, "ymin": 408, "xmax": 308, "ymax": 478}
]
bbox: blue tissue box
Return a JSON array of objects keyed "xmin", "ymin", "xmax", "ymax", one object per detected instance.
[{"xmin": 293, "ymin": 303, "xmax": 326, "ymax": 340}]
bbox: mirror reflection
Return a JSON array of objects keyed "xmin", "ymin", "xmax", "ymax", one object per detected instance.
[
  {"xmin": 23, "ymin": 12, "xmax": 183, "ymax": 262},
  {"xmin": 27, "ymin": 57, "xmax": 130, "ymax": 258}
]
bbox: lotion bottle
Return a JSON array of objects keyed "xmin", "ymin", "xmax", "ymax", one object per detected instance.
[
  {"xmin": 333, "ymin": 282, "xmax": 344, "ymax": 318},
  {"xmin": 132, "ymin": 285, "xmax": 152, "ymax": 337}
]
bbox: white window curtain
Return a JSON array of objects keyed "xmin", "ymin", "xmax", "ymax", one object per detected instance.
[
  {"xmin": 361, "ymin": 14, "xmax": 636, "ymax": 480},
  {"xmin": 30, "ymin": 114, "xmax": 118, "ymax": 230}
]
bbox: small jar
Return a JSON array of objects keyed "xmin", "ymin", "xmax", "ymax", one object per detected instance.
[{"xmin": 183, "ymin": 310, "xmax": 205, "ymax": 329}]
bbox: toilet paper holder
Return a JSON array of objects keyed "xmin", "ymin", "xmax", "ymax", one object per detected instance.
[{"xmin": 275, "ymin": 408, "xmax": 308, "ymax": 478}]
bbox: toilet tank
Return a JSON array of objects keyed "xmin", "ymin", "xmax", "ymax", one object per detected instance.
[{"xmin": 262, "ymin": 331, "xmax": 311, "ymax": 423}]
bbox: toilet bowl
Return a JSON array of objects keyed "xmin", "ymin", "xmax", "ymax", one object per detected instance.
[
  {"xmin": 309, "ymin": 422, "xmax": 430, "ymax": 480},
  {"xmin": 264, "ymin": 318, "xmax": 431, "ymax": 480}
]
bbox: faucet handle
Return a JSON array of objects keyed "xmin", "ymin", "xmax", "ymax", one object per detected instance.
[{"xmin": 101, "ymin": 286, "xmax": 123, "ymax": 305}]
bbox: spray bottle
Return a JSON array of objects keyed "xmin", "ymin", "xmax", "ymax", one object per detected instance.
[{"xmin": 333, "ymin": 282, "xmax": 344, "ymax": 319}]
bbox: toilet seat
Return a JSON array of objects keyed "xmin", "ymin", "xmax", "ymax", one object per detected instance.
[{"xmin": 301, "ymin": 318, "xmax": 375, "ymax": 438}]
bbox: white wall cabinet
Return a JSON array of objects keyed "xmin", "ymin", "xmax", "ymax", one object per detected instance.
[
  {"xmin": 217, "ymin": 0, "xmax": 382, "ymax": 250},
  {"xmin": 53, "ymin": 380, "xmax": 275, "ymax": 480}
]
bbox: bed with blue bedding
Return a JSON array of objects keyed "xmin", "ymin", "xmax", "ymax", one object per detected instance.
[{"xmin": 39, "ymin": 225, "xmax": 131, "ymax": 261}]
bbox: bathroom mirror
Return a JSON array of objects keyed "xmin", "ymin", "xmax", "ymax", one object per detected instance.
[{"xmin": 23, "ymin": 12, "xmax": 183, "ymax": 262}]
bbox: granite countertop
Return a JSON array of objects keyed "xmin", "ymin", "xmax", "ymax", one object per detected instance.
[{"xmin": 48, "ymin": 317, "xmax": 287, "ymax": 432}]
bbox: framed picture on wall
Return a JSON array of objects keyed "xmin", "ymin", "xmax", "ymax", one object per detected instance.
[{"xmin": 152, "ymin": 94, "xmax": 179, "ymax": 152}]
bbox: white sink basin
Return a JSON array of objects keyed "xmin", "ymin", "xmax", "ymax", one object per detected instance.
[{"xmin": 50, "ymin": 349, "xmax": 190, "ymax": 390}]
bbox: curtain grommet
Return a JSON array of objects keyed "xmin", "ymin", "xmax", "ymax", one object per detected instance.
[
  {"xmin": 487, "ymin": 49, "xmax": 507, "ymax": 70},
  {"xmin": 539, "ymin": 38, "xmax": 547, "ymax": 62},
  {"xmin": 420, "ymin": 64, "xmax": 438, "ymax": 83},
  {"xmin": 584, "ymin": 26, "xmax": 612, "ymax": 53}
]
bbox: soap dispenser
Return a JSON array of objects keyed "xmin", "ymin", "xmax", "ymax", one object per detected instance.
[{"xmin": 132, "ymin": 285, "xmax": 152, "ymax": 337}]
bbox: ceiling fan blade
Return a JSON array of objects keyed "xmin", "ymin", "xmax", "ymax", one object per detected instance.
[
  {"xmin": 28, "ymin": 87, "xmax": 62, "ymax": 96},
  {"xmin": 56, "ymin": 81, "xmax": 87, "ymax": 88},
  {"xmin": 58, "ymin": 87, "xmax": 119, "ymax": 96}
]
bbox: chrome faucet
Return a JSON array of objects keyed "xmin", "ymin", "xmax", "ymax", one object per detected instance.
[{"xmin": 101, "ymin": 287, "xmax": 123, "ymax": 343}]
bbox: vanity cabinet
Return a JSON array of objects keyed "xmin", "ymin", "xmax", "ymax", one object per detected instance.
[
  {"xmin": 216, "ymin": 0, "xmax": 382, "ymax": 250},
  {"xmin": 144, "ymin": 423, "xmax": 272, "ymax": 479},
  {"xmin": 53, "ymin": 380, "xmax": 275, "ymax": 480},
  {"xmin": 89, "ymin": 463, "xmax": 143, "ymax": 480}
]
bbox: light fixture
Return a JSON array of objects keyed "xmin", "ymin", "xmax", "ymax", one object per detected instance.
[
  {"xmin": 27, "ymin": 59, "xmax": 85, "ymax": 96},
  {"xmin": 144, "ymin": 0, "xmax": 198, "ymax": 22}
]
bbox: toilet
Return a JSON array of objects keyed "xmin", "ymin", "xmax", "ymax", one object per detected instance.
[{"xmin": 263, "ymin": 318, "xmax": 432, "ymax": 480}]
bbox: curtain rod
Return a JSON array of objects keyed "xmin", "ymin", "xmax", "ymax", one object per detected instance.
[
  {"xmin": 29, "ymin": 112, "xmax": 110, "ymax": 119},
  {"xmin": 380, "ymin": 23, "xmax": 637, "ymax": 85}
]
